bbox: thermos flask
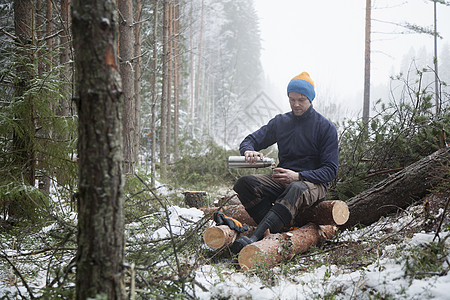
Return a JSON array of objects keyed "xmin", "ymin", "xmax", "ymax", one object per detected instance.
[{"xmin": 228, "ymin": 156, "xmax": 275, "ymax": 169}]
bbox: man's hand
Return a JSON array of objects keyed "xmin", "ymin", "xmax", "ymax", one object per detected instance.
[
  {"xmin": 244, "ymin": 150, "xmax": 264, "ymax": 164},
  {"xmin": 272, "ymin": 167, "xmax": 299, "ymax": 184}
]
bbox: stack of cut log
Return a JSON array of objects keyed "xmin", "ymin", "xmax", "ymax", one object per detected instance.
[{"xmin": 201, "ymin": 200, "xmax": 349, "ymax": 270}]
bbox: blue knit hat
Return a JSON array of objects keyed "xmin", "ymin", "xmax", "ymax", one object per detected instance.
[{"xmin": 287, "ymin": 72, "xmax": 315, "ymax": 102}]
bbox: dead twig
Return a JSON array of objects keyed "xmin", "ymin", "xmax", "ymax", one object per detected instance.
[{"xmin": 433, "ymin": 196, "xmax": 450, "ymax": 242}]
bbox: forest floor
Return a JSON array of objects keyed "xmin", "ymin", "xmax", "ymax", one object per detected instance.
[
  {"xmin": 0, "ymin": 183, "xmax": 448, "ymax": 299},
  {"xmin": 193, "ymin": 192, "xmax": 450, "ymax": 299}
]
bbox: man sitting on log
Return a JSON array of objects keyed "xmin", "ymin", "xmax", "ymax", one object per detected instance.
[{"xmin": 231, "ymin": 72, "xmax": 339, "ymax": 253}]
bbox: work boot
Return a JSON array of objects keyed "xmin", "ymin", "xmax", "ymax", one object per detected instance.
[{"xmin": 230, "ymin": 204, "xmax": 291, "ymax": 254}]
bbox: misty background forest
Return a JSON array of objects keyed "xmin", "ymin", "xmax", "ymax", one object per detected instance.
[{"xmin": 0, "ymin": 0, "xmax": 449, "ymax": 298}]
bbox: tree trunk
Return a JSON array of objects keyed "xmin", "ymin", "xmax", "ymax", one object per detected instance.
[
  {"xmin": 238, "ymin": 223, "xmax": 336, "ymax": 270},
  {"xmin": 119, "ymin": 0, "xmax": 135, "ymax": 174},
  {"xmin": 166, "ymin": 1, "xmax": 173, "ymax": 164},
  {"xmin": 13, "ymin": 0, "xmax": 35, "ymax": 186},
  {"xmin": 134, "ymin": 0, "xmax": 142, "ymax": 167},
  {"xmin": 72, "ymin": 0, "xmax": 125, "ymax": 298},
  {"xmin": 189, "ymin": 0, "xmax": 194, "ymax": 131},
  {"xmin": 362, "ymin": 0, "xmax": 371, "ymax": 123},
  {"xmin": 433, "ymin": 0, "xmax": 440, "ymax": 115},
  {"xmin": 195, "ymin": 0, "xmax": 205, "ymax": 133},
  {"xmin": 45, "ymin": 0, "xmax": 53, "ymax": 71},
  {"xmin": 59, "ymin": 0, "xmax": 72, "ymax": 116},
  {"xmin": 150, "ymin": 0, "xmax": 159, "ymax": 186},
  {"xmin": 173, "ymin": 0, "xmax": 180, "ymax": 160},
  {"xmin": 160, "ymin": 0, "xmax": 169, "ymax": 177},
  {"xmin": 343, "ymin": 147, "xmax": 450, "ymax": 228}
]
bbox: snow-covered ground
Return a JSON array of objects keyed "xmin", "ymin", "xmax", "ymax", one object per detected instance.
[
  {"xmin": 0, "ymin": 186, "xmax": 448, "ymax": 299},
  {"xmin": 194, "ymin": 231, "xmax": 450, "ymax": 300},
  {"xmin": 186, "ymin": 201, "xmax": 449, "ymax": 300},
  {"xmin": 126, "ymin": 193, "xmax": 450, "ymax": 299}
]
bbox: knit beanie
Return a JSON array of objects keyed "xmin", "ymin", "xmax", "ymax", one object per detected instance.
[{"xmin": 286, "ymin": 72, "xmax": 315, "ymax": 102}]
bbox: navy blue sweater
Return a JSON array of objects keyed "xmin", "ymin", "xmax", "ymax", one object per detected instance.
[{"xmin": 239, "ymin": 106, "xmax": 339, "ymax": 185}]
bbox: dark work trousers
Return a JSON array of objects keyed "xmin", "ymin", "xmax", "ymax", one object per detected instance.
[{"xmin": 233, "ymin": 174, "xmax": 327, "ymax": 227}]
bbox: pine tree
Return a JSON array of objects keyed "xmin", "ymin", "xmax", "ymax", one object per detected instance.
[{"xmin": 72, "ymin": 0, "xmax": 125, "ymax": 297}]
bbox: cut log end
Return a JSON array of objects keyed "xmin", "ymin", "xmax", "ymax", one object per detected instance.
[
  {"xmin": 203, "ymin": 227, "xmax": 225, "ymax": 250},
  {"xmin": 238, "ymin": 244, "xmax": 262, "ymax": 271},
  {"xmin": 203, "ymin": 225, "xmax": 236, "ymax": 250},
  {"xmin": 332, "ymin": 201, "xmax": 350, "ymax": 225}
]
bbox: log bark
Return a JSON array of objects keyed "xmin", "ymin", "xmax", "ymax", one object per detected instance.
[
  {"xmin": 295, "ymin": 200, "xmax": 349, "ymax": 226},
  {"xmin": 183, "ymin": 191, "xmax": 207, "ymax": 208},
  {"xmin": 201, "ymin": 200, "xmax": 349, "ymax": 228},
  {"xmin": 202, "ymin": 225, "xmax": 255, "ymax": 251},
  {"xmin": 199, "ymin": 205, "xmax": 257, "ymax": 226},
  {"xmin": 238, "ymin": 223, "xmax": 336, "ymax": 270},
  {"xmin": 344, "ymin": 147, "xmax": 450, "ymax": 228}
]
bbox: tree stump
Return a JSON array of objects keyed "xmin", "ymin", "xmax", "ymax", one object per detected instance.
[{"xmin": 183, "ymin": 191, "xmax": 207, "ymax": 208}]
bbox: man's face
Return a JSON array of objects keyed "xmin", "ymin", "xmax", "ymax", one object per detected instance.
[{"xmin": 289, "ymin": 92, "xmax": 311, "ymax": 116}]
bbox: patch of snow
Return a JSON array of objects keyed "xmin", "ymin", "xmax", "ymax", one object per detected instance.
[{"xmin": 152, "ymin": 206, "xmax": 204, "ymax": 239}]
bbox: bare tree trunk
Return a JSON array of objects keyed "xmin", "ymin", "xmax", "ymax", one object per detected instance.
[
  {"xmin": 189, "ymin": 0, "xmax": 194, "ymax": 132},
  {"xmin": 166, "ymin": 1, "xmax": 173, "ymax": 163},
  {"xmin": 35, "ymin": 0, "xmax": 48, "ymax": 193},
  {"xmin": 173, "ymin": 0, "xmax": 180, "ymax": 160},
  {"xmin": 119, "ymin": 0, "xmax": 136, "ymax": 174},
  {"xmin": 40, "ymin": 0, "xmax": 53, "ymax": 194},
  {"xmin": 194, "ymin": 0, "xmax": 205, "ymax": 133},
  {"xmin": 150, "ymin": 0, "xmax": 159, "ymax": 186},
  {"xmin": 13, "ymin": 0, "xmax": 36, "ymax": 186},
  {"xmin": 433, "ymin": 0, "xmax": 440, "ymax": 115},
  {"xmin": 36, "ymin": 0, "xmax": 44, "ymax": 74},
  {"xmin": 45, "ymin": 0, "xmax": 53, "ymax": 71},
  {"xmin": 72, "ymin": 0, "xmax": 125, "ymax": 298},
  {"xmin": 343, "ymin": 147, "xmax": 450, "ymax": 228},
  {"xmin": 59, "ymin": 0, "xmax": 72, "ymax": 116},
  {"xmin": 362, "ymin": 0, "xmax": 371, "ymax": 123},
  {"xmin": 134, "ymin": 0, "xmax": 142, "ymax": 165},
  {"xmin": 160, "ymin": 0, "xmax": 169, "ymax": 177}
]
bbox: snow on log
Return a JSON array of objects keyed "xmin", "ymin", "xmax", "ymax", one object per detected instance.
[
  {"xmin": 202, "ymin": 225, "xmax": 256, "ymax": 251},
  {"xmin": 238, "ymin": 223, "xmax": 336, "ymax": 270},
  {"xmin": 344, "ymin": 147, "xmax": 450, "ymax": 228}
]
